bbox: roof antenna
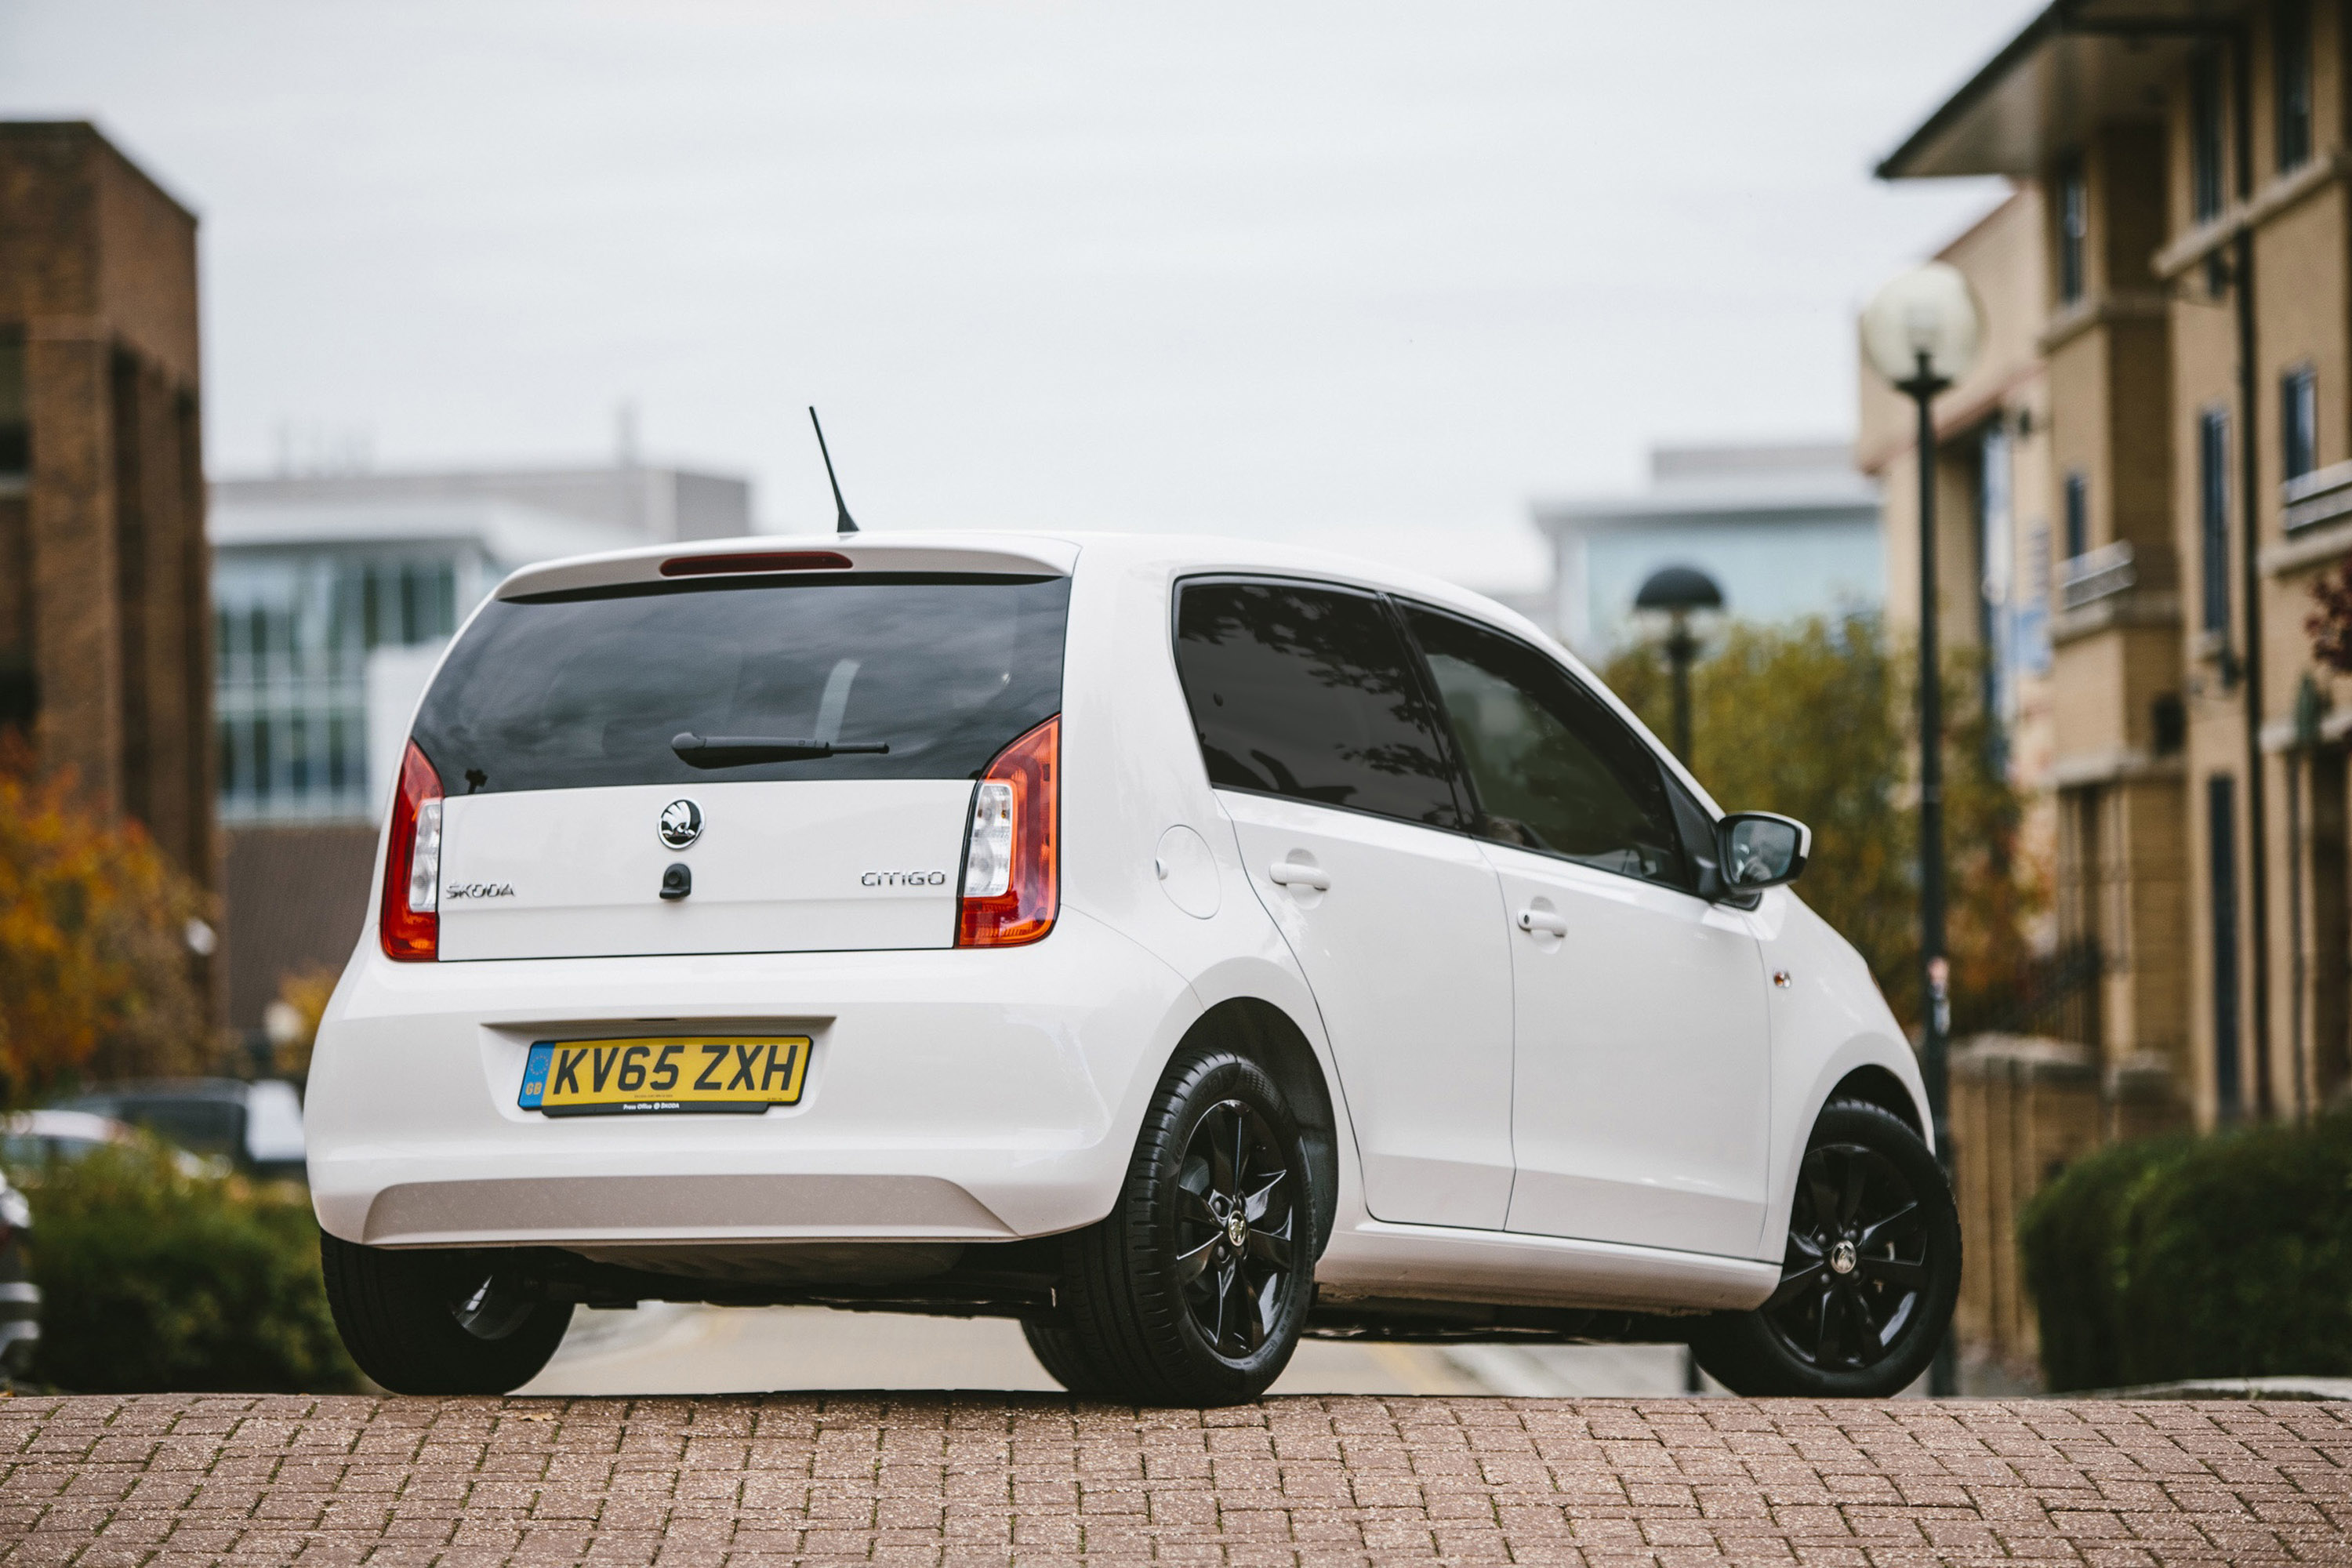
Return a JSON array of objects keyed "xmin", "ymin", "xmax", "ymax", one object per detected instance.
[{"xmin": 808, "ymin": 406, "xmax": 858, "ymax": 534}]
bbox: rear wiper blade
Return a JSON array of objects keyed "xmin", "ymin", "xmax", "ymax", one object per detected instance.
[{"xmin": 670, "ymin": 732, "xmax": 891, "ymax": 768}]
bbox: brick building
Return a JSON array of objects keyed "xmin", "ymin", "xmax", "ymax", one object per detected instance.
[
  {"xmin": 0, "ymin": 122, "xmax": 216, "ymax": 971},
  {"xmin": 1871, "ymin": 0, "xmax": 2352, "ymax": 1367}
]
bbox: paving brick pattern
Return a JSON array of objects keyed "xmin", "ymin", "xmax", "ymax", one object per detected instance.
[{"xmin": 0, "ymin": 1394, "xmax": 2346, "ymax": 1565}]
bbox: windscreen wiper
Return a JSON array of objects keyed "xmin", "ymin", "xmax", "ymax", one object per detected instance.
[{"xmin": 670, "ymin": 732, "xmax": 891, "ymax": 768}]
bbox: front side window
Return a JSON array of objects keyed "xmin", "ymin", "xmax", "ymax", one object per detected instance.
[
  {"xmin": 2284, "ymin": 366, "xmax": 2318, "ymax": 482},
  {"xmin": 1172, "ymin": 579, "xmax": 1458, "ymax": 827},
  {"xmin": 1405, "ymin": 606, "xmax": 1686, "ymax": 888}
]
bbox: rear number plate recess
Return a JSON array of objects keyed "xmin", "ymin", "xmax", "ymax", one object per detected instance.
[{"xmin": 518, "ymin": 1036, "xmax": 811, "ymax": 1117}]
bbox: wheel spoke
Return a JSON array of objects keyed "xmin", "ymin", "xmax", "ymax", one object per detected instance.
[
  {"xmin": 1842, "ymin": 1280, "xmax": 1889, "ymax": 1365},
  {"xmin": 1813, "ymin": 1279, "xmax": 1843, "ymax": 1364},
  {"xmin": 1206, "ymin": 1106, "xmax": 1238, "ymax": 1197},
  {"xmin": 1222, "ymin": 1260, "xmax": 1251, "ymax": 1353},
  {"xmin": 1805, "ymin": 1167, "xmax": 1842, "ymax": 1232},
  {"xmin": 1177, "ymin": 1183, "xmax": 1217, "ymax": 1229},
  {"xmin": 1244, "ymin": 1224, "xmax": 1291, "ymax": 1271},
  {"xmin": 1229, "ymin": 1105, "xmax": 1254, "ymax": 1200},
  {"xmin": 1859, "ymin": 1203, "xmax": 1922, "ymax": 1250},
  {"xmin": 1210, "ymin": 1259, "xmax": 1236, "ymax": 1348},
  {"xmin": 1243, "ymin": 1169, "xmax": 1286, "ymax": 1225},
  {"xmin": 1242, "ymin": 1269, "xmax": 1269, "ymax": 1352},
  {"xmin": 1866, "ymin": 1255, "xmax": 1928, "ymax": 1290},
  {"xmin": 1764, "ymin": 1259, "xmax": 1825, "ymax": 1311},
  {"xmin": 1174, "ymin": 1233, "xmax": 1219, "ymax": 1286},
  {"xmin": 1838, "ymin": 1149, "xmax": 1868, "ymax": 1226}
]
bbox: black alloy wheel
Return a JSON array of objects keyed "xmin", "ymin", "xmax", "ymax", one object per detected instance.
[
  {"xmin": 1691, "ymin": 1099, "xmax": 1959, "ymax": 1398},
  {"xmin": 320, "ymin": 1233, "xmax": 575, "ymax": 1395},
  {"xmin": 1030, "ymin": 1047, "xmax": 1314, "ymax": 1405},
  {"xmin": 1765, "ymin": 1139, "xmax": 1931, "ymax": 1373},
  {"xmin": 1173, "ymin": 1097, "xmax": 1298, "ymax": 1359}
]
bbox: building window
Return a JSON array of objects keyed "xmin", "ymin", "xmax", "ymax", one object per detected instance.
[
  {"xmin": 2209, "ymin": 774, "xmax": 2243, "ymax": 1118},
  {"xmin": 2058, "ymin": 156, "xmax": 2088, "ymax": 304},
  {"xmin": 2063, "ymin": 470, "xmax": 2089, "ymax": 560},
  {"xmin": 0, "ymin": 332, "xmax": 25, "ymax": 481},
  {"xmin": 2278, "ymin": 0, "xmax": 2314, "ymax": 174},
  {"xmin": 2283, "ymin": 365, "xmax": 2318, "ymax": 481},
  {"xmin": 2192, "ymin": 50, "xmax": 2227, "ymax": 223},
  {"xmin": 2201, "ymin": 409, "xmax": 2231, "ymax": 633}
]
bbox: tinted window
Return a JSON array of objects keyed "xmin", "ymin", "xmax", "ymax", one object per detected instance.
[
  {"xmin": 412, "ymin": 575, "xmax": 1069, "ymax": 793},
  {"xmin": 1406, "ymin": 607, "xmax": 1686, "ymax": 887},
  {"xmin": 1174, "ymin": 579, "xmax": 1458, "ymax": 827}
]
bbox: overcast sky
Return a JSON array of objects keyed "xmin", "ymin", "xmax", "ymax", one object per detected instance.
[{"xmin": 0, "ymin": 1, "xmax": 2038, "ymax": 589}]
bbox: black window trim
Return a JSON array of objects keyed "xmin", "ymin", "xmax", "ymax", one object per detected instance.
[
  {"xmin": 1385, "ymin": 591, "xmax": 1711, "ymax": 897},
  {"xmin": 1169, "ymin": 572, "xmax": 1728, "ymax": 898},
  {"xmin": 1168, "ymin": 572, "xmax": 1472, "ymax": 835}
]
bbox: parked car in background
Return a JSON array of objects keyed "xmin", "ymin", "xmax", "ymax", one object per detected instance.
[
  {"xmin": 51, "ymin": 1080, "xmax": 307, "ymax": 1181},
  {"xmin": 0, "ymin": 1174, "xmax": 36, "ymax": 1377},
  {"xmin": 0, "ymin": 1110, "xmax": 220, "ymax": 1178}
]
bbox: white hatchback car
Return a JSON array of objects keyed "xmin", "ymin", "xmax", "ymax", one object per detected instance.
[{"xmin": 309, "ymin": 532, "xmax": 1957, "ymax": 1403}]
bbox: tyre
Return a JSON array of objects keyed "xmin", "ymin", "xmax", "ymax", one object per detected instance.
[
  {"xmin": 1693, "ymin": 1099, "xmax": 1961, "ymax": 1398},
  {"xmin": 320, "ymin": 1232, "xmax": 575, "ymax": 1396},
  {"xmin": 1019, "ymin": 1316, "xmax": 1119, "ymax": 1396},
  {"xmin": 1044, "ymin": 1047, "xmax": 1312, "ymax": 1405}
]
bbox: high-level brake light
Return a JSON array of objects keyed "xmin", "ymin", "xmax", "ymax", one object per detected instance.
[
  {"xmin": 659, "ymin": 550, "xmax": 852, "ymax": 577},
  {"xmin": 380, "ymin": 740, "xmax": 444, "ymax": 961},
  {"xmin": 957, "ymin": 715, "xmax": 1058, "ymax": 948}
]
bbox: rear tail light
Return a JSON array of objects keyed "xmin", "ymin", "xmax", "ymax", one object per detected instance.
[
  {"xmin": 380, "ymin": 740, "xmax": 444, "ymax": 961},
  {"xmin": 957, "ymin": 715, "xmax": 1058, "ymax": 947}
]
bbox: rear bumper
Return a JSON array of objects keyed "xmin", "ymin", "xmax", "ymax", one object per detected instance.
[{"xmin": 305, "ymin": 909, "xmax": 1196, "ymax": 1250}]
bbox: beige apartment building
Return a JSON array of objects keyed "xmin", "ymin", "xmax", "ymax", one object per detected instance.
[{"xmin": 1874, "ymin": 1, "xmax": 2352, "ymax": 1161}]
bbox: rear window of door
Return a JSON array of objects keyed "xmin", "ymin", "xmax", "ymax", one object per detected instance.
[
  {"xmin": 1403, "ymin": 605, "xmax": 1688, "ymax": 887},
  {"xmin": 412, "ymin": 573, "xmax": 1069, "ymax": 793},
  {"xmin": 1172, "ymin": 578, "xmax": 1460, "ymax": 827}
]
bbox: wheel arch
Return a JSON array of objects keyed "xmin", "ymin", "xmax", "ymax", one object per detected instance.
[
  {"xmin": 1175, "ymin": 996, "xmax": 1340, "ymax": 1262},
  {"xmin": 1824, "ymin": 1065, "xmax": 1926, "ymax": 1139}
]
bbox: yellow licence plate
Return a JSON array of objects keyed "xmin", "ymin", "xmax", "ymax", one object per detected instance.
[{"xmin": 518, "ymin": 1036, "xmax": 810, "ymax": 1117}]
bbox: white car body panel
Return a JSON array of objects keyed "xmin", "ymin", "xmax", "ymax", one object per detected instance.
[
  {"xmin": 307, "ymin": 529, "xmax": 1925, "ymax": 1321},
  {"xmin": 1485, "ymin": 840, "xmax": 1773, "ymax": 1258}
]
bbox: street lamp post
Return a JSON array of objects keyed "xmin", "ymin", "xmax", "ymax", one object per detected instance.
[
  {"xmin": 1635, "ymin": 565, "xmax": 1725, "ymax": 765},
  {"xmin": 1862, "ymin": 261, "xmax": 1983, "ymax": 1400}
]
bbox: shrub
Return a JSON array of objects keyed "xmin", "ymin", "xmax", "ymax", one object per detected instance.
[
  {"xmin": 19, "ymin": 1142, "xmax": 360, "ymax": 1393},
  {"xmin": 2020, "ymin": 1111, "xmax": 2352, "ymax": 1391},
  {"xmin": 0, "ymin": 742, "xmax": 216, "ymax": 1102}
]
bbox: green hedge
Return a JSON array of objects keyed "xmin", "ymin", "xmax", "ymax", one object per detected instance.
[
  {"xmin": 2020, "ymin": 1109, "xmax": 2352, "ymax": 1391},
  {"xmin": 16, "ymin": 1142, "xmax": 360, "ymax": 1393}
]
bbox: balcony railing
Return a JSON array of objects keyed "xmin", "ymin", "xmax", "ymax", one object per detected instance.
[
  {"xmin": 2058, "ymin": 542, "xmax": 2136, "ymax": 610},
  {"xmin": 2285, "ymin": 459, "xmax": 2352, "ymax": 533}
]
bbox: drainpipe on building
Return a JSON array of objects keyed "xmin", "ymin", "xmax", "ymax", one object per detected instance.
[{"xmin": 2232, "ymin": 28, "xmax": 2274, "ymax": 1120}]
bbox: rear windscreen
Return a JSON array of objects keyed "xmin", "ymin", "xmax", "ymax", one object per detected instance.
[{"xmin": 410, "ymin": 573, "xmax": 1070, "ymax": 793}]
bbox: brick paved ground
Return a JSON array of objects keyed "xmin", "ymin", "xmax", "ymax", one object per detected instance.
[{"xmin": 0, "ymin": 1394, "xmax": 2346, "ymax": 1565}]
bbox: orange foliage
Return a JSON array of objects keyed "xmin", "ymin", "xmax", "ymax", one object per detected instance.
[{"xmin": 0, "ymin": 742, "xmax": 212, "ymax": 1102}]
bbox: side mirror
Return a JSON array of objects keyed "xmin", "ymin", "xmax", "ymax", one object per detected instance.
[{"xmin": 1715, "ymin": 812, "xmax": 1810, "ymax": 891}]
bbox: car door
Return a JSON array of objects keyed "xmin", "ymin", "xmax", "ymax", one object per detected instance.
[
  {"xmin": 1403, "ymin": 604, "xmax": 1773, "ymax": 1259},
  {"xmin": 1172, "ymin": 578, "xmax": 1517, "ymax": 1231}
]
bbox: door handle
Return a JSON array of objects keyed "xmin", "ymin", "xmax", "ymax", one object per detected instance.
[
  {"xmin": 1268, "ymin": 862, "xmax": 1330, "ymax": 891},
  {"xmin": 1516, "ymin": 907, "xmax": 1569, "ymax": 937}
]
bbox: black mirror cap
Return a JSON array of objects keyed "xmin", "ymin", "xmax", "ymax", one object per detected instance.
[{"xmin": 1715, "ymin": 811, "xmax": 1811, "ymax": 892}]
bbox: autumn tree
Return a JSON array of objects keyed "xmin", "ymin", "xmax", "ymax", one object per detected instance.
[
  {"xmin": 0, "ymin": 742, "xmax": 214, "ymax": 1102},
  {"xmin": 1601, "ymin": 615, "xmax": 2042, "ymax": 1033}
]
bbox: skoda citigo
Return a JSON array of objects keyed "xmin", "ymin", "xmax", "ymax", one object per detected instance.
[{"xmin": 308, "ymin": 532, "xmax": 1958, "ymax": 1402}]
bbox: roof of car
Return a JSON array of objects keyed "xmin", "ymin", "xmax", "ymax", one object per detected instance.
[{"xmin": 2, "ymin": 1109, "xmax": 134, "ymax": 1143}]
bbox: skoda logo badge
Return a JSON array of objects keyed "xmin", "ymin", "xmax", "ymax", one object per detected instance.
[{"xmin": 658, "ymin": 799, "xmax": 703, "ymax": 850}]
